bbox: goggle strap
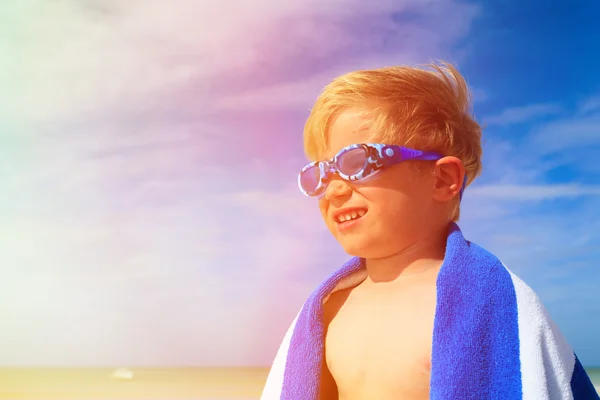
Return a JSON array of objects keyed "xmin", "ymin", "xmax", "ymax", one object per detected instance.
[{"xmin": 459, "ymin": 174, "xmax": 467, "ymax": 200}]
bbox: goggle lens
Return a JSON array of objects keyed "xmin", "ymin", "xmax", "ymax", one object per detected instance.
[
  {"xmin": 299, "ymin": 164, "xmax": 321, "ymax": 194},
  {"xmin": 336, "ymin": 147, "xmax": 368, "ymax": 176},
  {"xmin": 300, "ymin": 147, "xmax": 370, "ymax": 195}
]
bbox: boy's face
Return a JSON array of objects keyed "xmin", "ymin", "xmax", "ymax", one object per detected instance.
[{"xmin": 318, "ymin": 109, "xmax": 439, "ymax": 258}]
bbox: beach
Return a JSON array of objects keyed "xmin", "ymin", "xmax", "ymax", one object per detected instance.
[
  {"xmin": 589, "ymin": 367, "xmax": 600, "ymax": 395},
  {"xmin": 0, "ymin": 367, "xmax": 598, "ymax": 399},
  {"xmin": 0, "ymin": 368, "xmax": 268, "ymax": 399}
]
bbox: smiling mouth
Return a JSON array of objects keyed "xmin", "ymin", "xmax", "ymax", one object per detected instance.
[{"xmin": 335, "ymin": 209, "xmax": 367, "ymax": 224}]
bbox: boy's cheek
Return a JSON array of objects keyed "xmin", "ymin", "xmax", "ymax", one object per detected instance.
[
  {"xmin": 318, "ymin": 201, "xmax": 329, "ymax": 221},
  {"xmin": 317, "ymin": 206, "xmax": 339, "ymax": 237},
  {"xmin": 321, "ymin": 212, "xmax": 336, "ymax": 234}
]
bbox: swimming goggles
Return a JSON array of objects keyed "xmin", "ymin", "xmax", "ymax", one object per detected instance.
[{"xmin": 298, "ymin": 143, "xmax": 467, "ymax": 199}]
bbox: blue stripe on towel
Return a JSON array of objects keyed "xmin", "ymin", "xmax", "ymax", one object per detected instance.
[
  {"xmin": 571, "ymin": 355, "xmax": 600, "ymax": 399},
  {"xmin": 281, "ymin": 257, "xmax": 364, "ymax": 399},
  {"xmin": 430, "ymin": 225, "xmax": 522, "ymax": 399}
]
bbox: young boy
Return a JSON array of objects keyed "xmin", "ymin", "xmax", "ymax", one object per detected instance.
[{"xmin": 261, "ymin": 62, "xmax": 598, "ymax": 399}]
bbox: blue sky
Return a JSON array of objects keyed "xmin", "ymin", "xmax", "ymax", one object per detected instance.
[
  {"xmin": 0, "ymin": 0, "xmax": 599, "ymax": 367},
  {"xmin": 459, "ymin": 0, "xmax": 600, "ymax": 366}
]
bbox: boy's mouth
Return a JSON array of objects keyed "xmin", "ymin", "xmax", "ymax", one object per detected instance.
[{"xmin": 333, "ymin": 208, "xmax": 367, "ymax": 224}]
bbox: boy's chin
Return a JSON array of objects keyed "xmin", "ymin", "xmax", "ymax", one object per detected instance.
[{"xmin": 338, "ymin": 237, "xmax": 382, "ymax": 259}]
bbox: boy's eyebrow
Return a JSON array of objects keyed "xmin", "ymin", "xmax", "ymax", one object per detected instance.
[
  {"xmin": 354, "ymin": 115, "xmax": 372, "ymax": 131},
  {"xmin": 348, "ymin": 119, "xmax": 373, "ymax": 141},
  {"xmin": 353, "ymin": 125, "xmax": 371, "ymax": 135}
]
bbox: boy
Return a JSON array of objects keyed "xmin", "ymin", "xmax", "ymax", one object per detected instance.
[{"xmin": 261, "ymin": 62, "xmax": 598, "ymax": 399}]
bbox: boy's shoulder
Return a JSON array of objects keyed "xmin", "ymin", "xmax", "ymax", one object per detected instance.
[
  {"xmin": 322, "ymin": 286, "xmax": 352, "ymax": 327},
  {"xmin": 444, "ymin": 236, "xmax": 519, "ymax": 289},
  {"xmin": 447, "ymin": 237, "xmax": 554, "ymax": 325}
]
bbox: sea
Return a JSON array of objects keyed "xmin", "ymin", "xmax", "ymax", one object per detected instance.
[{"xmin": 0, "ymin": 367, "xmax": 598, "ymax": 399}]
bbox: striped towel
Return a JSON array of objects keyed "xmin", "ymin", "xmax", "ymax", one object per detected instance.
[{"xmin": 261, "ymin": 223, "xmax": 599, "ymax": 399}]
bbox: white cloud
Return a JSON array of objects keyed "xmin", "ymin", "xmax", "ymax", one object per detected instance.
[
  {"xmin": 470, "ymin": 86, "xmax": 489, "ymax": 103},
  {"xmin": 469, "ymin": 183, "xmax": 600, "ymax": 200},
  {"xmin": 483, "ymin": 103, "xmax": 563, "ymax": 126},
  {"xmin": 0, "ymin": 0, "xmax": 480, "ymax": 127},
  {"xmin": 527, "ymin": 111, "xmax": 600, "ymax": 155},
  {"xmin": 214, "ymin": 72, "xmax": 337, "ymax": 112},
  {"xmin": 0, "ymin": 0, "xmax": 489, "ymax": 366},
  {"xmin": 213, "ymin": 50, "xmax": 475, "ymax": 113},
  {"xmin": 0, "ymin": 153, "xmax": 344, "ymax": 365},
  {"xmin": 480, "ymin": 96, "xmax": 600, "ymax": 176},
  {"xmin": 220, "ymin": 185, "xmax": 325, "ymax": 234},
  {"xmin": 577, "ymin": 96, "xmax": 600, "ymax": 115},
  {"xmin": 460, "ymin": 193, "xmax": 600, "ymax": 286}
]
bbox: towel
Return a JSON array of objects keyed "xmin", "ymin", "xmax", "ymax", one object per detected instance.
[{"xmin": 261, "ymin": 223, "xmax": 599, "ymax": 399}]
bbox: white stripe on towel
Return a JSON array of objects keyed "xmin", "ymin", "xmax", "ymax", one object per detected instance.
[
  {"xmin": 260, "ymin": 308, "xmax": 302, "ymax": 400},
  {"xmin": 506, "ymin": 265, "xmax": 576, "ymax": 400}
]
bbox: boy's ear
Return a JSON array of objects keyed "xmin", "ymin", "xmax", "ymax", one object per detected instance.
[{"xmin": 432, "ymin": 156, "xmax": 465, "ymax": 202}]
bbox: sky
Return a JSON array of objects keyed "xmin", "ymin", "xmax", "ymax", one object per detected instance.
[{"xmin": 1, "ymin": 0, "xmax": 599, "ymax": 367}]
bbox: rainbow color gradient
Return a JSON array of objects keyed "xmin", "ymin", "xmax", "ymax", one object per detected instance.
[{"xmin": 0, "ymin": 0, "xmax": 599, "ymax": 369}]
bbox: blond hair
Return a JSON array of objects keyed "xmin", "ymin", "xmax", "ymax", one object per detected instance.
[{"xmin": 303, "ymin": 61, "xmax": 483, "ymax": 221}]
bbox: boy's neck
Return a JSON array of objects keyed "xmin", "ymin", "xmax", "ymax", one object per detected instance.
[{"xmin": 363, "ymin": 223, "xmax": 450, "ymax": 284}]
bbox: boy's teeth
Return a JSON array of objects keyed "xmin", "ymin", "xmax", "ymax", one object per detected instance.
[{"xmin": 337, "ymin": 210, "xmax": 366, "ymax": 223}]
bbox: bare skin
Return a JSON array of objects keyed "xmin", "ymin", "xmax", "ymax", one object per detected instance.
[
  {"xmin": 316, "ymin": 109, "xmax": 464, "ymax": 399},
  {"xmin": 319, "ymin": 252, "xmax": 442, "ymax": 400}
]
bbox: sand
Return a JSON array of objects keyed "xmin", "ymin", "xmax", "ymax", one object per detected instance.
[
  {"xmin": 1, "ymin": 367, "xmax": 598, "ymax": 399},
  {"xmin": 0, "ymin": 367, "xmax": 268, "ymax": 399}
]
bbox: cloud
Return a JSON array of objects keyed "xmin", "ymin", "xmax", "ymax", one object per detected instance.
[
  {"xmin": 217, "ymin": 183, "xmax": 348, "ymax": 285},
  {"xmin": 0, "ymin": 0, "xmax": 512, "ymax": 366},
  {"xmin": 461, "ymin": 93, "xmax": 600, "ymax": 365},
  {"xmin": 0, "ymin": 0, "xmax": 480, "ymax": 128},
  {"xmin": 470, "ymin": 86, "xmax": 490, "ymax": 103},
  {"xmin": 577, "ymin": 96, "xmax": 600, "ymax": 115},
  {"xmin": 480, "ymin": 96, "xmax": 600, "ymax": 178},
  {"xmin": 483, "ymin": 103, "xmax": 563, "ymax": 126},
  {"xmin": 461, "ymin": 192, "xmax": 600, "ymax": 286},
  {"xmin": 214, "ymin": 72, "xmax": 336, "ymax": 112},
  {"xmin": 469, "ymin": 183, "xmax": 600, "ymax": 200},
  {"xmin": 527, "ymin": 111, "xmax": 600, "ymax": 155},
  {"xmin": 0, "ymin": 149, "xmax": 344, "ymax": 366},
  {"xmin": 220, "ymin": 185, "xmax": 324, "ymax": 233}
]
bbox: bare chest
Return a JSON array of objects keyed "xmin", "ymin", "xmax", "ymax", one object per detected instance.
[{"xmin": 325, "ymin": 284, "xmax": 437, "ymax": 400}]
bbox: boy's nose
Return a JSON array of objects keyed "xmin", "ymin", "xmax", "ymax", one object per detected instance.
[{"xmin": 324, "ymin": 178, "xmax": 352, "ymax": 201}]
